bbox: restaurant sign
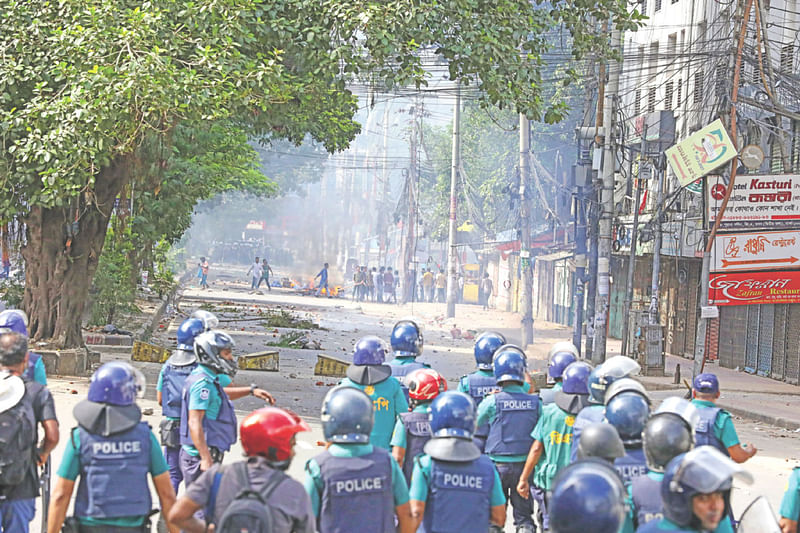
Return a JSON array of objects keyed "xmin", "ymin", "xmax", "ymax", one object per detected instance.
[
  {"xmin": 709, "ymin": 271, "xmax": 800, "ymax": 306},
  {"xmin": 711, "ymin": 230, "xmax": 800, "ymax": 272}
]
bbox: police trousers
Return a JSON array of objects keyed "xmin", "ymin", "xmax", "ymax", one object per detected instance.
[{"xmin": 494, "ymin": 461, "xmax": 536, "ymax": 529}]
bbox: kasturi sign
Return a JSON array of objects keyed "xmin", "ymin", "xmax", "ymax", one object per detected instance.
[
  {"xmin": 708, "ymin": 271, "xmax": 800, "ymax": 306},
  {"xmin": 707, "ymin": 174, "xmax": 800, "ymax": 229}
]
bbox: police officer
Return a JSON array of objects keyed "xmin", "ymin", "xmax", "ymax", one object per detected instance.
[
  {"xmin": 779, "ymin": 466, "xmax": 800, "ymax": 533},
  {"xmin": 304, "ymin": 386, "xmax": 413, "ymax": 533},
  {"xmin": 517, "ymin": 360, "xmax": 591, "ymax": 531},
  {"xmin": 191, "ymin": 309, "xmax": 219, "ymax": 331},
  {"xmin": 625, "ymin": 397, "xmax": 701, "ymax": 532},
  {"xmin": 476, "ymin": 348, "xmax": 541, "ymax": 533},
  {"xmin": 458, "ymin": 331, "xmax": 505, "ymax": 451},
  {"xmin": 388, "ymin": 320, "xmax": 431, "ymax": 397},
  {"xmin": 156, "ymin": 317, "xmax": 204, "ymax": 493},
  {"xmin": 0, "ymin": 333, "xmax": 58, "ymax": 533},
  {"xmin": 180, "ymin": 331, "xmax": 275, "ymax": 490},
  {"xmin": 0, "ymin": 310, "xmax": 46, "ymax": 385},
  {"xmin": 48, "ymin": 361, "xmax": 178, "ymax": 533},
  {"xmin": 541, "ymin": 342, "xmax": 578, "ymax": 404},
  {"xmin": 691, "ymin": 373, "xmax": 756, "ymax": 463},
  {"xmin": 604, "ymin": 378, "xmax": 651, "ymax": 485},
  {"xmin": 636, "ymin": 446, "xmax": 753, "ymax": 533},
  {"xmin": 575, "ymin": 422, "xmax": 625, "ymax": 464},
  {"xmin": 169, "ymin": 406, "xmax": 314, "ymax": 533},
  {"xmin": 571, "ymin": 355, "xmax": 640, "ymax": 462},
  {"xmin": 340, "ymin": 335, "xmax": 408, "ymax": 449},
  {"xmin": 391, "ymin": 368, "xmax": 447, "ymax": 485},
  {"xmin": 409, "ymin": 391, "xmax": 507, "ymax": 532},
  {"xmin": 549, "ymin": 459, "xmax": 628, "ymax": 533}
]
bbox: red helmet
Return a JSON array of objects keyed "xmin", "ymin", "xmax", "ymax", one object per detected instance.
[
  {"xmin": 407, "ymin": 368, "xmax": 447, "ymax": 401},
  {"xmin": 240, "ymin": 407, "xmax": 310, "ymax": 462}
]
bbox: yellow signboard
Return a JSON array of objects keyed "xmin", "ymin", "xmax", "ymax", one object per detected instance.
[{"xmin": 665, "ymin": 119, "xmax": 737, "ymax": 187}]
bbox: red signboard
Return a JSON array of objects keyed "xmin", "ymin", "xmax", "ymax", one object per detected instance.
[{"xmin": 709, "ymin": 270, "xmax": 800, "ymax": 306}]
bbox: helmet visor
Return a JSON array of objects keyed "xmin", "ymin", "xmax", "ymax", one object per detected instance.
[
  {"xmin": 673, "ymin": 446, "xmax": 754, "ymax": 494},
  {"xmin": 604, "ymin": 378, "xmax": 650, "ymax": 405},
  {"xmin": 737, "ymin": 496, "xmax": 781, "ymax": 533},
  {"xmin": 655, "ymin": 397, "xmax": 700, "ymax": 429},
  {"xmin": 598, "ymin": 356, "xmax": 640, "ymax": 379},
  {"xmin": 192, "ymin": 310, "xmax": 219, "ymax": 330}
]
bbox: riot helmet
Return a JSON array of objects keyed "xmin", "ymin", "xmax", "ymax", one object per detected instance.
[
  {"xmin": 194, "ymin": 330, "xmax": 238, "ymax": 377},
  {"xmin": 473, "ymin": 332, "xmax": 506, "ymax": 370},
  {"xmin": 576, "ymin": 423, "xmax": 626, "ymax": 463},
  {"xmin": 321, "ymin": 386, "xmax": 374, "ymax": 444},
  {"xmin": 605, "ymin": 391, "xmax": 650, "ymax": 445},
  {"xmin": 550, "ymin": 459, "xmax": 627, "ymax": 533},
  {"xmin": 390, "ymin": 320, "xmax": 423, "ymax": 357}
]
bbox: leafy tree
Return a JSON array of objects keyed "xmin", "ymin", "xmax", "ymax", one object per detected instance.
[{"xmin": 0, "ymin": 0, "xmax": 641, "ymax": 347}]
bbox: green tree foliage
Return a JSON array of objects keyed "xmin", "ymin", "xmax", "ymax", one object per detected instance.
[{"xmin": 0, "ymin": 0, "xmax": 641, "ymax": 346}]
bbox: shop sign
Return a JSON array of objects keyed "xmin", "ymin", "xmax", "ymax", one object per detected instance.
[{"xmin": 709, "ymin": 270, "xmax": 800, "ymax": 305}]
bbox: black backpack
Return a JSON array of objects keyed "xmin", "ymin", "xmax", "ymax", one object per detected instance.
[
  {"xmin": 208, "ymin": 461, "xmax": 285, "ymax": 533},
  {"xmin": 0, "ymin": 377, "xmax": 34, "ymax": 487}
]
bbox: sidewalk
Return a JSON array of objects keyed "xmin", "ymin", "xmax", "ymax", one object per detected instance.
[{"xmin": 523, "ymin": 319, "xmax": 800, "ymax": 431}]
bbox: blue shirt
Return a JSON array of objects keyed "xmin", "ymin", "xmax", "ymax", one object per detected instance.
[
  {"xmin": 780, "ymin": 467, "xmax": 800, "ymax": 521},
  {"xmin": 316, "ymin": 268, "xmax": 328, "ymax": 283},
  {"xmin": 182, "ymin": 364, "xmax": 233, "ymax": 456},
  {"xmin": 303, "ymin": 443, "xmax": 409, "ymax": 517},
  {"xmin": 475, "ymin": 383, "xmax": 542, "ymax": 462},
  {"xmin": 339, "ymin": 376, "xmax": 409, "ymax": 449},
  {"xmin": 409, "ymin": 454, "xmax": 506, "ymax": 506}
]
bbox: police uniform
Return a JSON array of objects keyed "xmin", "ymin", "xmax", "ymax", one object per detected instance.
[
  {"xmin": 615, "ymin": 445, "xmax": 648, "ymax": 485},
  {"xmin": 530, "ymin": 401, "xmax": 575, "ymax": 529},
  {"xmin": 690, "ymin": 399, "xmax": 738, "ymax": 454},
  {"xmin": 22, "ymin": 352, "xmax": 46, "ymax": 385},
  {"xmin": 390, "ymin": 403, "xmax": 432, "ymax": 485},
  {"xmin": 409, "ymin": 453, "xmax": 505, "ymax": 532},
  {"xmin": 779, "ymin": 467, "xmax": 800, "ymax": 525},
  {"xmin": 303, "ymin": 443, "xmax": 409, "ymax": 533},
  {"xmin": 186, "ymin": 456, "xmax": 315, "ymax": 533},
  {"xmin": 339, "ymin": 376, "xmax": 408, "ymax": 450},
  {"xmin": 157, "ymin": 354, "xmax": 197, "ymax": 492},
  {"xmin": 458, "ymin": 370, "xmax": 498, "ymax": 451},
  {"xmin": 476, "ymin": 383, "xmax": 540, "ymax": 529},
  {"xmin": 179, "ymin": 364, "xmax": 236, "ymax": 487},
  {"xmin": 0, "ymin": 380, "xmax": 56, "ymax": 532},
  {"xmin": 635, "ymin": 516, "xmax": 735, "ymax": 532},
  {"xmin": 569, "ymin": 403, "xmax": 604, "ymax": 462},
  {"xmin": 389, "ymin": 356, "xmax": 430, "ymax": 390},
  {"xmin": 56, "ymin": 422, "xmax": 167, "ymax": 530}
]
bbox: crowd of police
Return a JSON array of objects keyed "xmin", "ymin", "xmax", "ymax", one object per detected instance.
[{"xmin": 1, "ymin": 308, "xmax": 800, "ymax": 532}]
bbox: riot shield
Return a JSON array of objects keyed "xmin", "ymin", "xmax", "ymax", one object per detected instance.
[
  {"xmin": 40, "ymin": 456, "xmax": 51, "ymax": 533},
  {"xmin": 736, "ymin": 496, "xmax": 780, "ymax": 533}
]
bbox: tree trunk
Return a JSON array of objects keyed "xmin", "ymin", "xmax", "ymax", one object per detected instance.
[{"xmin": 21, "ymin": 156, "xmax": 133, "ymax": 348}]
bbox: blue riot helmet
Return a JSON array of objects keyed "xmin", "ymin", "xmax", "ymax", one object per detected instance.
[
  {"xmin": 321, "ymin": 386, "xmax": 374, "ymax": 443},
  {"xmin": 390, "ymin": 319, "xmax": 423, "ymax": 357},
  {"xmin": 88, "ymin": 361, "xmax": 146, "ymax": 406},
  {"xmin": 75, "ymin": 361, "xmax": 146, "ymax": 436},
  {"xmin": 347, "ymin": 335, "xmax": 393, "ymax": 385},
  {"xmin": 555, "ymin": 361, "xmax": 592, "ymax": 414},
  {"xmin": 176, "ymin": 318, "xmax": 205, "ymax": 351},
  {"xmin": 191, "ymin": 309, "xmax": 219, "ymax": 331},
  {"xmin": 0, "ymin": 309, "xmax": 29, "ymax": 336},
  {"xmin": 425, "ymin": 391, "xmax": 481, "ymax": 461},
  {"xmin": 492, "ymin": 348, "xmax": 527, "ymax": 383},
  {"xmin": 604, "ymin": 392, "xmax": 651, "ymax": 445},
  {"xmin": 194, "ymin": 330, "xmax": 238, "ymax": 377},
  {"xmin": 548, "ymin": 341, "xmax": 579, "ymax": 360},
  {"xmin": 662, "ymin": 446, "xmax": 753, "ymax": 527},
  {"xmin": 550, "ymin": 459, "xmax": 627, "ymax": 533},
  {"xmin": 473, "ymin": 332, "xmax": 507, "ymax": 370},
  {"xmin": 548, "ymin": 346, "xmax": 578, "ymax": 380},
  {"xmin": 588, "ymin": 356, "xmax": 641, "ymax": 404}
]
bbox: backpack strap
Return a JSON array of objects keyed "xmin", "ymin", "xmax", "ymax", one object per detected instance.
[
  {"xmin": 258, "ymin": 468, "xmax": 288, "ymax": 502},
  {"xmin": 206, "ymin": 466, "xmax": 226, "ymax": 524}
]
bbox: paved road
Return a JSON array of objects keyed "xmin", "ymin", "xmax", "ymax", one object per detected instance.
[{"xmin": 31, "ymin": 269, "xmax": 800, "ymax": 530}]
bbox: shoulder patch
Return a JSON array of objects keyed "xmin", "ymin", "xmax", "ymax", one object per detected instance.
[{"xmin": 199, "ymin": 388, "xmax": 210, "ymax": 401}]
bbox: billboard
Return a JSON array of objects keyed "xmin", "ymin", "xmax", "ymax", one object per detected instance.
[
  {"xmin": 706, "ymin": 174, "xmax": 800, "ymax": 229},
  {"xmin": 711, "ymin": 230, "xmax": 800, "ymax": 272},
  {"xmin": 666, "ymin": 119, "xmax": 738, "ymax": 186},
  {"xmin": 709, "ymin": 271, "xmax": 800, "ymax": 305}
]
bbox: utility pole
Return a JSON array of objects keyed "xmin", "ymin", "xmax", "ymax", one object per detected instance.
[
  {"xmin": 377, "ymin": 101, "xmax": 391, "ymax": 268},
  {"xmin": 520, "ymin": 114, "xmax": 534, "ymax": 347},
  {"xmin": 446, "ymin": 85, "xmax": 461, "ymax": 318},
  {"xmin": 592, "ymin": 26, "xmax": 622, "ymax": 365},
  {"xmin": 649, "ymin": 161, "xmax": 665, "ymax": 326},
  {"xmin": 621, "ymin": 126, "xmax": 647, "ymax": 355},
  {"xmin": 402, "ymin": 98, "xmax": 420, "ymax": 304}
]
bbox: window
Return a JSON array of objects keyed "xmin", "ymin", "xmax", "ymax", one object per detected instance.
[
  {"xmin": 667, "ymin": 34, "xmax": 678, "ymax": 59},
  {"xmin": 715, "ymin": 63, "xmax": 728, "ymax": 98},
  {"xmin": 781, "ymin": 44, "xmax": 795, "ymax": 73},
  {"xmin": 649, "ymin": 42, "xmax": 660, "ymax": 79},
  {"xmin": 648, "ymin": 87, "xmax": 657, "ymax": 113},
  {"xmin": 655, "ymin": 0, "xmax": 662, "ymax": 11},
  {"xmin": 635, "ymin": 90, "xmax": 642, "ymax": 116},
  {"xmin": 677, "ymin": 79, "xmax": 682, "ymax": 107},
  {"xmin": 641, "ymin": 0, "xmax": 648, "ymax": 15},
  {"xmin": 665, "ymin": 81, "xmax": 674, "ymax": 110},
  {"xmin": 771, "ymin": 141, "xmax": 784, "ymax": 173},
  {"xmin": 694, "ymin": 69, "xmax": 704, "ymax": 104}
]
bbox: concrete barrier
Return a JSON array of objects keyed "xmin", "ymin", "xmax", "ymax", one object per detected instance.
[{"xmin": 314, "ymin": 354, "xmax": 349, "ymax": 378}]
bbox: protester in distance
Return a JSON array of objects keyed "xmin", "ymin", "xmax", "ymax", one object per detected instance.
[
  {"xmin": 48, "ymin": 361, "xmax": 178, "ymax": 533},
  {"xmin": 169, "ymin": 406, "xmax": 314, "ymax": 533},
  {"xmin": 314, "ymin": 262, "xmax": 330, "ymax": 297},
  {"xmin": 409, "ymin": 391, "xmax": 507, "ymax": 533},
  {"xmin": 304, "ymin": 386, "xmax": 413, "ymax": 533},
  {"xmin": 0, "ymin": 332, "xmax": 59, "ymax": 533}
]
